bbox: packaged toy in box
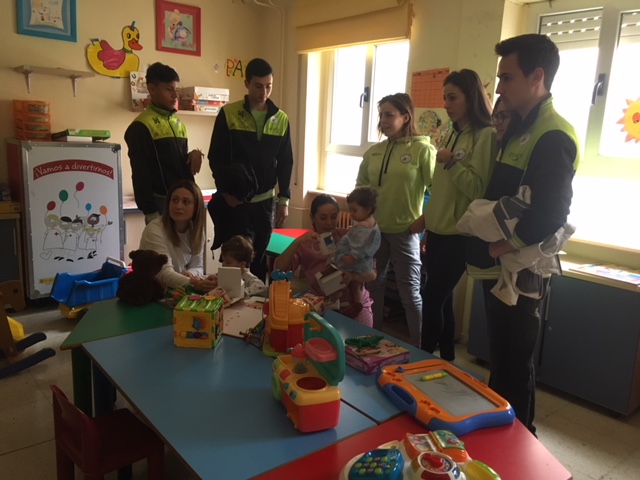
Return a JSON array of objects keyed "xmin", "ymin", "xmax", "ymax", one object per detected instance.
[
  {"xmin": 297, "ymin": 291, "xmax": 325, "ymax": 314},
  {"xmin": 174, "ymin": 295, "xmax": 224, "ymax": 349},
  {"xmin": 344, "ymin": 335, "xmax": 410, "ymax": 374},
  {"xmin": 179, "ymin": 86, "xmax": 229, "ymax": 102}
]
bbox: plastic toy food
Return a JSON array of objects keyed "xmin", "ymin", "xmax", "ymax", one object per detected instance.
[{"xmin": 340, "ymin": 430, "xmax": 500, "ymax": 480}]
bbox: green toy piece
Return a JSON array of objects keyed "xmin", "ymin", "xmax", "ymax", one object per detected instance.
[{"xmin": 345, "ymin": 335, "xmax": 384, "ymax": 349}]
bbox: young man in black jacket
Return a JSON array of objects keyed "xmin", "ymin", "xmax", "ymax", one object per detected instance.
[
  {"xmin": 207, "ymin": 58, "xmax": 293, "ymax": 280},
  {"xmin": 467, "ymin": 34, "xmax": 579, "ymax": 434},
  {"xmin": 125, "ymin": 63, "xmax": 203, "ymax": 224}
]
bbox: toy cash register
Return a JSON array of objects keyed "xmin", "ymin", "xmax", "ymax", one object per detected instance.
[{"xmin": 377, "ymin": 359, "xmax": 515, "ymax": 436}]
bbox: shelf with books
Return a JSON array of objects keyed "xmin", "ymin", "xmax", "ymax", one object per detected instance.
[{"xmin": 561, "ymin": 257, "xmax": 640, "ymax": 293}]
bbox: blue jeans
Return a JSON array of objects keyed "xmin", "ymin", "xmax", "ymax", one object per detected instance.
[{"xmin": 368, "ymin": 230, "xmax": 423, "ymax": 346}]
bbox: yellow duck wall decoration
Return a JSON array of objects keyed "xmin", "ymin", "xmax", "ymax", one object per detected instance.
[{"xmin": 87, "ymin": 21, "xmax": 143, "ymax": 78}]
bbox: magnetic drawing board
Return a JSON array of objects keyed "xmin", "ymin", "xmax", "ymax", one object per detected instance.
[
  {"xmin": 377, "ymin": 359, "xmax": 515, "ymax": 436},
  {"xmin": 405, "ymin": 370, "xmax": 498, "ymax": 418}
]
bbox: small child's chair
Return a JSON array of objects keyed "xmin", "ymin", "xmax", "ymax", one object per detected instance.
[{"xmin": 50, "ymin": 385, "xmax": 165, "ymax": 480}]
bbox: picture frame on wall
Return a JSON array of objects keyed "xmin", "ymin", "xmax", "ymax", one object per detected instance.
[
  {"xmin": 17, "ymin": 0, "xmax": 77, "ymax": 42},
  {"xmin": 156, "ymin": 0, "xmax": 201, "ymax": 56}
]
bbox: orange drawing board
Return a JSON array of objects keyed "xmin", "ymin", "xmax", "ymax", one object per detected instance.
[{"xmin": 377, "ymin": 359, "xmax": 515, "ymax": 436}]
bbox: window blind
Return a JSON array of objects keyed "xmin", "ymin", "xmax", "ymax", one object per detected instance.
[
  {"xmin": 620, "ymin": 10, "xmax": 640, "ymax": 39},
  {"xmin": 294, "ymin": 0, "xmax": 413, "ymax": 52},
  {"xmin": 539, "ymin": 8, "xmax": 603, "ymax": 44}
]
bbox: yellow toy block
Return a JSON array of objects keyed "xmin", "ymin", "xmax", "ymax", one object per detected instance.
[{"xmin": 173, "ymin": 295, "xmax": 224, "ymax": 349}]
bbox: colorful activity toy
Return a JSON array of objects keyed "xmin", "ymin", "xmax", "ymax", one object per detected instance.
[
  {"xmin": 272, "ymin": 312, "xmax": 345, "ymax": 432},
  {"xmin": 263, "ymin": 270, "xmax": 310, "ymax": 357},
  {"xmin": 173, "ymin": 295, "xmax": 224, "ymax": 349},
  {"xmin": 341, "ymin": 430, "xmax": 501, "ymax": 480}
]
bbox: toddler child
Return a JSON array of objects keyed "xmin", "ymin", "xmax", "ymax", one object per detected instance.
[
  {"xmin": 333, "ymin": 187, "xmax": 381, "ymax": 309},
  {"xmin": 210, "ymin": 235, "xmax": 268, "ymax": 297}
]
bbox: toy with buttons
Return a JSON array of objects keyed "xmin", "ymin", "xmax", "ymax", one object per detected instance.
[
  {"xmin": 173, "ymin": 295, "xmax": 224, "ymax": 349},
  {"xmin": 341, "ymin": 430, "xmax": 501, "ymax": 480},
  {"xmin": 348, "ymin": 448, "xmax": 404, "ymax": 479}
]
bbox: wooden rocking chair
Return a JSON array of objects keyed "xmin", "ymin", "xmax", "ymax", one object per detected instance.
[{"xmin": 0, "ymin": 280, "xmax": 55, "ymax": 379}]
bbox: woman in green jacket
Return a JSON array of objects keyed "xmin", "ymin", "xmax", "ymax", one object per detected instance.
[
  {"xmin": 421, "ymin": 69, "xmax": 496, "ymax": 359},
  {"xmin": 356, "ymin": 93, "xmax": 436, "ymax": 346}
]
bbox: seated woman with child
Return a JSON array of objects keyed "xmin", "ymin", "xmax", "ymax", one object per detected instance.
[
  {"xmin": 139, "ymin": 180, "xmax": 217, "ymax": 293},
  {"xmin": 274, "ymin": 194, "xmax": 376, "ymax": 327}
]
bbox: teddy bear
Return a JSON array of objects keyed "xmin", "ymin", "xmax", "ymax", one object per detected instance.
[{"xmin": 117, "ymin": 249, "xmax": 168, "ymax": 306}]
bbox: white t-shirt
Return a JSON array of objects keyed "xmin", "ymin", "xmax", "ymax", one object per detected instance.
[{"xmin": 139, "ymin": 217, "xmax": 204, "ymax": 289}]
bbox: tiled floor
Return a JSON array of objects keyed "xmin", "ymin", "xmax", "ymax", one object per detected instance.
[{"xmin": 1, "ymin": 302, "xmax": 640, "ymax": 480}]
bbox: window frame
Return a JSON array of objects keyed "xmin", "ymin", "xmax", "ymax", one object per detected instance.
[
  {"xmin": 309, "ymin": 41, "xmax": 410, "ymax": 193},
  {"xmin": 526, "ymin": 0, "xmax": 640, "ymax": 252},
  {"xmin": 528, "ymin": 0, "xmax": 640, "ymax": 166}
]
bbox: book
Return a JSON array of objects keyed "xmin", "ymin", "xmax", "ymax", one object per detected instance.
[
  {"xmin": 53, "ymin": 135, "xmax": 93, "ymax": 142},
  {"xmin": 222, "ymin": 297, "xmax": 265, "ymax": 338},
  {"xmin": 570, "ymin": 264, "xmax": 640, "ymax": 286},
  {"xmin": 51, "ymin": 129, "xmax": 111, "ymax": 141},
  {"xmin": 344, "ymin": 335, "xmax": 410, "ymax": 374}
]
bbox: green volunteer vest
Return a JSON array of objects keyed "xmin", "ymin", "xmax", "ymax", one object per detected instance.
[
  {"xmin": 499, "ymin": 98, "xmax": 580, "ymax": 173},
  {"xmin": 224, "ymin": 101, "xmax": 288, "ymax": 138},
  {"xmin": 135, "ymin": 104, "xmax": 188, "ymax": 141}
]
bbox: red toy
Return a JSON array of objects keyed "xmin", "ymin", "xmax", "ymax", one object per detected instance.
[{"xmin": 272, "ymin": 312, "xmax": 346, "ymax": 432}]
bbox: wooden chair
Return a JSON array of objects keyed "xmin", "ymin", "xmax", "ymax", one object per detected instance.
[
  {"xmin": 50, "ymin": 385, "xmax": 165, "ymax": 480},
  {"xmin": 0, "ymin": 280, "xmax": 55, "ymax": 379}
]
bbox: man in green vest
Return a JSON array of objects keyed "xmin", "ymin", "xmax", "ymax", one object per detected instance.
[
  {"xmin": 467, "ymin": 34, "xmax": 579, "ymax": 435},
  {"xmin": 125, "ymin": 62, "xmax": 203, "ymax": 224},
  {"xmin": 207, "ymin": 58, "xmax": 294, "ymax": 280}
]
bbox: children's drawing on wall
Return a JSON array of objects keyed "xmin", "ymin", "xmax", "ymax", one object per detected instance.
[
  {"xmin": 226, "ymin": 58, "xmax": 250, "ymax": 79},
  {"xmin": 29, "ymin": 0, "xmax": 64, "ymax": 29},
  {"xmin": 618, "ymin": 98, "xmax": 640, "ymax": 143},
  {"xmin": 417, "ymin": 109, "xmax": 449, "ymax": 148},
  {"xmin": 40, "ymin": 184, "xmax": 112, "ymax": 263},
  {"xmin": 86, "ymin": 21, "xmax": 143, "ymax": 78}
]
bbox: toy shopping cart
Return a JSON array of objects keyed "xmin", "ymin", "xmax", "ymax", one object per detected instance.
[{"xmin": 51, "ymin": 257, "xmax": 128, "ymax": 318}]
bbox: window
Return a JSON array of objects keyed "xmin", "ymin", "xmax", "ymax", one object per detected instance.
[
  {"xmin": 538, "ymin": 4, "xmax": 640, "ymax": 160},
  {"xmin": 599, "ymin": 10, "xmax": 640, "ymax": 159},
  {"xmin": 528, "ymin": 0, "xmax": 640, "ymax": 252},
  {"xmin": 539, "ymin": 9, "xmax": 602, "ymax": 152},
  {"xmin": 310, "ymin": 41, "xmax": 410, "ymax": 194}
]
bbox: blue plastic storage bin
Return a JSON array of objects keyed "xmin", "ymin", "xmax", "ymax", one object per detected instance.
[{"xmin": 51, "ymin": 257, "xmax": 128, "ymax": 309}]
